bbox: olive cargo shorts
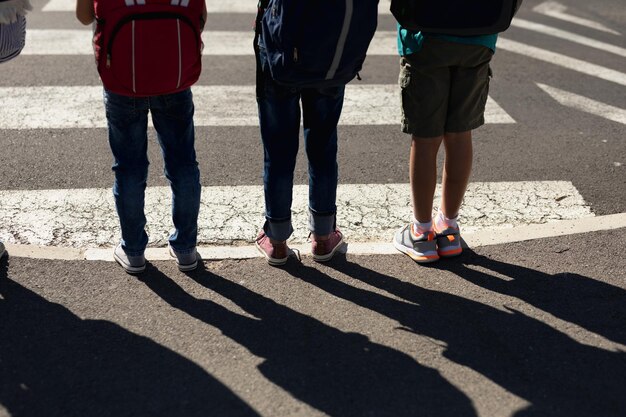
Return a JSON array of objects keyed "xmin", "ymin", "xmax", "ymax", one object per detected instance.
[{"xmin": 399, "ymin": 37, "xmax": 494, "ymax": 137}]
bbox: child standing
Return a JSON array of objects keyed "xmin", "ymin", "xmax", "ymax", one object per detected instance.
[
  {"xmin": 252, "ymin": 0, "xmax": 378, "ymax": 266},
  {"xmin": 76, "ymin": 0, "xmax": 207, "ymax": 273},
  {"xmin": 393, "ymin": 28, "xmax": 497, "ymax": 263}
]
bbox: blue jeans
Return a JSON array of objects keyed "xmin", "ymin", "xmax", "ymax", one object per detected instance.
[
  {"xmin": 256, "ymin": 66, "xmax": 345, "ymax": 241},
  {"xmin": 104, "ymin": 89, "xmax": 201, "ymax": 256}
]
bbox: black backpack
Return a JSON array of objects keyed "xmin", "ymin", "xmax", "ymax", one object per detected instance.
[
  {"xmin": 390, "ymin": 0, "xmax": 523, "ymax": 36},
  {"xmin": 258, "ymin": 0, "xmax": 379, "ymax": 88}
]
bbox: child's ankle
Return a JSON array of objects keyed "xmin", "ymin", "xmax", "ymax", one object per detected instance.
[
  {"xmin": 312, "ymin": 232, "xmax": 330, "ymax": 242},
  {"xmin": 269, "ymin": 237, "xmax": 287, "ymax": 246}
]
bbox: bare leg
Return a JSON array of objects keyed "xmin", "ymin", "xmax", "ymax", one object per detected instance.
[
  {"xmin": 410, "ymin": 135, "xmax": 443, "ymax": 223},
  {"xmin": 441, "ymin": 131, "xmax": 473, "ymax": 219}
]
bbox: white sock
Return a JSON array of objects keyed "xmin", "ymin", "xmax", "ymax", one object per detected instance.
[
  {"xmin": 435, "ymin": 211, "xmax": 458, "ymax": 231},
  {"xmin": 412, "ymin": 219, "xmax": 433, "ymax": 235}
]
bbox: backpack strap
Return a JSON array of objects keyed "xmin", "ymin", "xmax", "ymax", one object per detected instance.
[
  {"xmin": 254, "ymin": 0, "xmax": 271, "ymax": 92},
  {"xmin": 254, "ymin": 0, "xmax": 270, "ymax": 34}
]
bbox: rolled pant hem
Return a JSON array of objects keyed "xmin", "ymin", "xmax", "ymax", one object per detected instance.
[
  {"xmin": 263, "ymin": 218, "xmax": 294, "ymax": 242},
  {"xmin": 309, "ymin": 210, "xmax": 336, "ymax": 237}
]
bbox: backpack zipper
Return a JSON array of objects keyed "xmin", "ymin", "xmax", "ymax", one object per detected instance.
[
  {"xmin": 176, "ymin": 19, "xmax": 182, "ymax": 88},
  {"xmin": 106, "ymin": 12, "xmax": 200, "ymax": 68},
  {"xmin": 132, "ymin": 20, "xmax": 136, "ymax": 92}
]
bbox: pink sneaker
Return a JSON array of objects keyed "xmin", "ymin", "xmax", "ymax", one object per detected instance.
[
  {"xmin": 311, "ymin": 229, "xmax": 344, "ymax": 262},
  {"xmin": 255, "ymin": 231, "xmax": 289, "ymax": 266}
]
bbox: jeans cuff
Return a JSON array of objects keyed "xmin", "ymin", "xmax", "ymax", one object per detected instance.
[
  {"xmin": 121, "ymin": 242, "xmax": 145, "ymax": 257},
  {"xmin": 309, "ymin": 210, "xmax": 336, "ymax": 236},
  {"xmin": 263, "ymin": 218, "xmax": 293, "ymax": 242}
]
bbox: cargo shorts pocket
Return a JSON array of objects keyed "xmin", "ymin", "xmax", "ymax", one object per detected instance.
[
  {"xmin": 399, "ymin": 57, "xmax": 412, "ymax": 90},
  {"xmin": 478, "ymin": 65, "xmax": 493, "ymax": 110}
]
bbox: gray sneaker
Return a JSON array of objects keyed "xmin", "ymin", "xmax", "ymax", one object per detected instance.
[
  {"xmin": 0, "ymin": 241, "xmax": 6, "ymax": 258},
  {"xmin": 113, "ymin": 244, "xmax": 146, "ymax": 274},
  {"xmin": 393, "ymin": 223, "xmax": 439, "ymax": 264},
  {"xmin": 169, "ymin": 245, "xmax": 199, "ymax": 272},
  {"xmin": 434, "ymin": 225, "xmax": 462, "ymax": 258}
]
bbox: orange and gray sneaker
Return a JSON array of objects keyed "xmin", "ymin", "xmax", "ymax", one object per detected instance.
[
  {"xmin": 393, "ymin": 223, "xmax": 439, "ymax": 264},
  {"xmin": 434, "ymin": 224, "xmax": 462, "ymax": 258},
  {"xmin": 255, "ymin": 230, "xmax": 290, "ymax": 266}
]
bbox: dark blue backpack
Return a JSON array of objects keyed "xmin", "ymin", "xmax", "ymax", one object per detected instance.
[
  {"xmin": 259, "ymin": 0, "xmax": 379, "ymax": 88},
  {"xmin": 391, "ymin": 0, "xmax": 523, "ymax": 36}
]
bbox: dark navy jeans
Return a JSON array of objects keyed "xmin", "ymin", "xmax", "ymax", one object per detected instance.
[
  {"xmin": 256, "ymin": 66, "xmax": 345, "ymax": 241},
  {"xmin": 104, "ymin": 88, "xmax": 201, "ymax": 256}
]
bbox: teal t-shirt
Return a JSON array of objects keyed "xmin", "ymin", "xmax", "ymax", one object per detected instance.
[{"xmin": 397, "ymin": 25, "xmax": 498, "ymax": 56}]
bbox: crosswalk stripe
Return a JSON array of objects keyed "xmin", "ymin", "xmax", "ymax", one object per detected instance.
[
  {"xmin": 0, "ymin": 182, "xmax": 592, "ymax": 248},
  {"xmin": 22, "ymin": 29, "xmax": 399, "ymax": 56},
  {"xmin": 498, "ymin": 38, "xmax": 626, "ymax": 87},
  {"xmin": 22, "ymin": 29, "xmax": 626, "ymax": 72},
  {"xmin": 511, "ymin": 18, "xmax": 626, "ymax": 58},
  {"xmin": 42, "ymin": 0, "xmax": 394, "ymax": 14},
  {"xmin": 0, "ymin": 85, "xmax": 515, "ymax": 129},
  {"xmin": 537, "ymin": 83, "xmax": 626, "ymax": 125},
  {"xmin": 533, "ymin": 1, "xmax": 621, "ymax": 36}
]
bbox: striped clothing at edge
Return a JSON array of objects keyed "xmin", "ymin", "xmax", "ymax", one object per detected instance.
[{"xmin": 0, "ymin": 14, "xmax": 26, "ymax": 63}]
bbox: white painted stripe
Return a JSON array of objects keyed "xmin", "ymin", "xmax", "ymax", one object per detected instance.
[
  {"xmin": 23, "ymin": 30, "xmax": 93, "ymax": 55},
  {"xmin": 484, "ymin": 98, "xmax": 516, "ymax": 124},
  {"xmin": 42, "ymin": 0, "xmax": 393, "ymax": 14},
  {"xmin": 20, "ymin": 30, "xmax": 626, "ymax": 74},
  {"xmin": 533, "ymin": 1, "xmax": 621, "ymax": 36},
  {"xmin": 5, "ymin": 212, "xmax": 626, "ymax": 261},
  {"xmin": 498, "ymin": 38, "xmax": 626, "ymax": 87},
  {"xmin": 0, "ymin": 182, "xmax": 592, "ymax": 248},
  {"xmin": 537, "ymin": 83, "xmax": 626, "ymax": 125},
  {"xmin": 22, "ymin": 30, "xmax": 398, "ymax": 56},
  {"xmin": 0, "ymin": 85, "xmax": 515, "ymax": 129},
  {"xmin": 511, "ymin": 18, "xmax": 626, "ymax": 58}
]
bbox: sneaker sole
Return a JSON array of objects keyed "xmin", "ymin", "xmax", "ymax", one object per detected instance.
[
  {"xmin": 393, "ymin": 239, "xmax": 440, "ymax": 264},
  {"xmin": 113, "ymin": 252, "xmax": 146, "ymax": 274},
  {"xmin": 255, "ymin": 242, "xmax": 288, "ymax": 266},
  {"xmin": 169, "ymin": 248, "xmax": 199, "ymax": 272},
  {"xmin": 176, "ymin": 261, "xmax": 198, "ymax": 272},
  {"xmin": 312, "ymin": 238, "xmax": 344, "ymax": 263},
  {"xmin": 438, "ymin": 247, "xmax": 463, "ymax": 258}
]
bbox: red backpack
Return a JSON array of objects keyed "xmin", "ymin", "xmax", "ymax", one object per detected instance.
[{"xmin": 93, "ymin": 0, "xmax": 205, "ymax": 97}]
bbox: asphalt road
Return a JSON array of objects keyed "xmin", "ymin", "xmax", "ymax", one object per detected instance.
[
  {"xmin": 1, "ymin": 0, "xmax": 625, "ymax": 415},
  {"xmin": 2, "ymin": 230, "xmax": 625, "ymax": 417}
]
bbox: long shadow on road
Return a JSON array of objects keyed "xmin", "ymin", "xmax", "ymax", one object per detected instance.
[
  {"xmin": 139, "ymin": 264, "xmax": 478, "ymax": 417},
  {"xmin": 310, "ymin": 253, "xmax": 626, "ymax": 417},
  {"xmin": 442, "ymin": 250, "xmax": 626, "ymax": 346},
  {"xmin": 0, "ymin": 256, "xmax": 260, "ymax": 417}
]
